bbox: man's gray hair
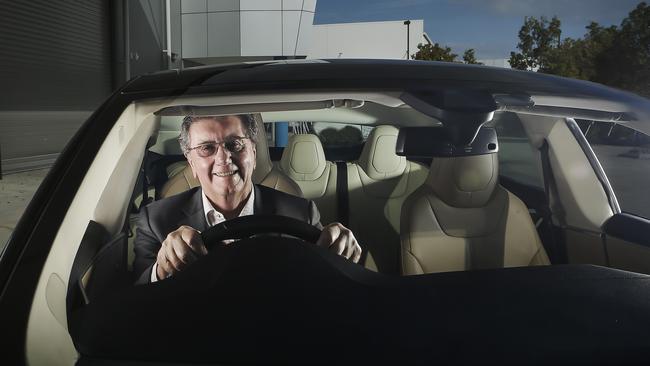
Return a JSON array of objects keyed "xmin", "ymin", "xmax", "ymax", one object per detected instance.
[{"xmin": 178, "ymin": 114, "xmax": 258, "ymax": 154}]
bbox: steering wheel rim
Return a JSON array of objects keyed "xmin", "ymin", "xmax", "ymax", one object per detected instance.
[{"xmin": 201, "ymin": 215, "xmax": 322, "ymax": 250}]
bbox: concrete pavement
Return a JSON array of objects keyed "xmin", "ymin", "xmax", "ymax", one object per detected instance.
[{"xmin": 0, "ymin": 169, "xmax": 49, "ymax": 252}]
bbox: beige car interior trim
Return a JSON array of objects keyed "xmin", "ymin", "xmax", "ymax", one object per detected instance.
[
  {"xmin": 546, "ymin": 121, "xmax": 612, "ymax": 230},
  {"xmin": 607, "ymin": 236, "xmax": 650, "ymax": 274},
  {"xmin": 155, "ymin": 100, "xmax": 363, "ymax": 116},
  {"xmin": 518, "ymin": 114, "xmax": 613, "ymax": 231},
  {"xmin": 26, "ymin": 103, "xmax": 159, "ymax": 366},
  {"xmin": 518, "ymin": 114, "xmax": 615, "ymax": 267},
  {"xmin": 157, "ymin": 91, "xmax": 405, "ymax": 109},
  {"xmin": 279, "ymin": 134, "xmax": 338, "ymax": 224},
  {"xmin": 400, "ymin": 123, "xmax": 550, "ymax": 275},
  {"xmin": 564, "ymin": 229, "xmax": 608, "ymax": 266},
  {"xmin": 348, "ymin": 125, "xmax": 429, "ymax": 274},
  {"xmin": 531, "ymin": 95, "xmax": 639, "ymax": 114},
  {"xmin": 401, "ymin": 183, "xmax": 550, "ymax": 275},
  {"xmin": 281, "ymin": 134, "xmax": 328, "ymax": 181},
  {"xmin": 565, "ymin": 118, "xmax": 621, "ymax": 214}
]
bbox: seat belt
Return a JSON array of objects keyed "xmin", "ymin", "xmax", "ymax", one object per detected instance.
[
  {"xmin": 140, "ymin": 138, "xmax": 157, "ymax": 210},
  {"xmin": 539, "ymin": 140, "xmax": 563, "ymax": 263},
  {"xmin": 335, "ymin": 161, "xmax": 349, "ymax": 228},
  {"xmin": 335, "ymin": 161, "xmax": 370, "ymax": 266}
]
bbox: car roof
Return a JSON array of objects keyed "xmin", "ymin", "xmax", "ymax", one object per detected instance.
[
  {"xmin": 122, "ymin": 59, "xmax": 640, "ymax": 102},
  {"xmin": 122, "ymin": 59, "xmax": 650, "ymax": 137}
]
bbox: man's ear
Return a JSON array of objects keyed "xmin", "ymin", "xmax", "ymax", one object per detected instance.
[
  {"xmin": 186, "ymin": 154, "xmax": 199, "ymax": 179},
  {"xmin": 251, "ymin": 144, "xmax": 257, "ymax": 170}
]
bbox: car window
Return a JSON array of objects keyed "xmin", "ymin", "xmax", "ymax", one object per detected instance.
[
  {"xmin": 266, "ymin": 122, "xmax": 371, "ymax": 148},
  {"xmin": 313, "ymin": 122, "xmax": 372, "ymax": 147},
  {"xmin": 492, "ymin": 112, "xmax": 544, "ymax": 189},
  {"xmin": 265, "ymin": 122, "xmax": 373, "ymax": 162},
  {"xmin": 577, "ymin": 120, "xmax": 650, "ymax": 219}
]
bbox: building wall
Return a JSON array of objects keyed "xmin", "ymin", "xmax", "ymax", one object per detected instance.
[
  {"xmin": 308, "ymin": 20, "xmax": 426, "ymax": 60},
  {"xmin": 180, "ymin": 0, "xmax": 316, "ymax": 63},
  {"xmin": 479, "ymin": 58, "xmax": 511, "ymax": 68},
  {"xmin": 0, "ymin": 0, "xmax": 113, "ymax": 174}
]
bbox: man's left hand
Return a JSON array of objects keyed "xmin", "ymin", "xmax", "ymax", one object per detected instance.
[{"xmin": 316, "ymin": 222, "xmax": 362, "ymax": 263}]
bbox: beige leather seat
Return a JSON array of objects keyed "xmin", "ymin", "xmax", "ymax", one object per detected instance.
[
  {"xmin": 279, "ymin": 134, "xmax": 338, "ymax": 224},
  {"xmin": 160, "ymin": 119, "xmax": 302, "ymax": 198},
  {"xmin": 400, "ymin": 152, "xmax": 550, "ymax": 275},
  {"xmin": 347, "ymin": 125, "xmax": 428, "ymax": 274}
]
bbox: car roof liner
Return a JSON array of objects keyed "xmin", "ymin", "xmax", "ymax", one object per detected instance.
[{"xmin": 154, "ymin": 99, "xmax": 365, "ymax": 116}]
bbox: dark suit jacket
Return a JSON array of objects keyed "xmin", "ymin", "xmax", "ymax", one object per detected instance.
[{"xmin": 133, "ymin": 185, "xmax": 322, "ymax": 284}]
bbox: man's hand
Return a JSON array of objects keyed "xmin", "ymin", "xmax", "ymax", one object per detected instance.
[
  {"xmin": 156, "ymin": 225, "xmax": 208, "ymax": 280},
  {"xmin": 316, "ymin": 222, "xmax": 362, "ymax": 263}
]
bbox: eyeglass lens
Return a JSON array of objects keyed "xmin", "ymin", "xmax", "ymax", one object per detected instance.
[{"xmin": 194, "ymin": 137, "xmax": 246, "ymax": 157}]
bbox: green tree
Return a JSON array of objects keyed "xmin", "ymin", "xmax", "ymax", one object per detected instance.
[
  {"xmin": 463, "ymin": 49, "xmax": 483, "ymax": 64},
  {"xmin": 508, "ymin": 16, "xmax": 562, "ymax": 70},
  {"xmin": 412, "ymin": 43, "xmax": 458, "ymax": 62},
  {"xmin": 508, "ymin": 3, "xmax": 650, "ymax": 97},
  {"xmin": 542, "ymin": 37, "xmax": 583, "ymax": 78},
  {"xmin": 596, "ymin": 2, "xmax": 650, "ymax": 97},
  {"xmin": 578, "ymin": 22, "xmax": 618, "ymax": 79},
  {"xmin": 523, "ymin": 20, "xmax": 616, "ymax": 80}
]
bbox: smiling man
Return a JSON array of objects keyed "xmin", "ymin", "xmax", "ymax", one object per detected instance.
[{"xmin": 133, "ymin": 114, "xmax": 362, "ymax": 284}]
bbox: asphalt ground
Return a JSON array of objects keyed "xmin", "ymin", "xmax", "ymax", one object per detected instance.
[
  {"xmin": 0, "ymin": 169, "xmax": 49, "ymax": 253},
  {"xmin": 592, "ymin": 145, "xmax": 650, "ymax": 219}
]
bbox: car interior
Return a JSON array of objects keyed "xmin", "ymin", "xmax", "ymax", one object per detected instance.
[{"xmin": 22, "ymin": 90, "xmax": 650, "ymax": 364}]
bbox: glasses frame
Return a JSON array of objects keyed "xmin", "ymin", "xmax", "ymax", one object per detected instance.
[{"xmin": 187, "ymin": 136, "xmax": 250, "ymax": 157}]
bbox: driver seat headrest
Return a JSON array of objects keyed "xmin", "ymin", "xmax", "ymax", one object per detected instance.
[{"xmin": 251, "ymin": 114, "xmax": 273, "ymax": 183}]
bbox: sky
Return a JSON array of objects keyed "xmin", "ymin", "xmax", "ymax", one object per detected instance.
[{"xmin": 313, "ymin": 0, "xmax": 645, "ymax": 60}]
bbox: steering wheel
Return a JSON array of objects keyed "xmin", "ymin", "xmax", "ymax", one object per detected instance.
[{"xmin": 200, "ymin": 215, "xmax": 322, "ymax": 250}]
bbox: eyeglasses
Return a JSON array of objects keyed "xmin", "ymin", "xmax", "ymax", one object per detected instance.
[{"xmin": 188, "ymin": 136, "xmax": 249, "ymax": 157}]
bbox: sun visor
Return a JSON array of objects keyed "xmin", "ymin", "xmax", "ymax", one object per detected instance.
[
  {"xmin": 401, "ymin": 90, "xmax": 497, "ymax": 145},
  {"xmin": 396, "ymin": 126, "xmax": 498, "ymax": 158}
]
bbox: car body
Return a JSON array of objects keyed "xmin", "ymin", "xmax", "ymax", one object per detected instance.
[{"xmin": 2, "ymin": 59, "xmax": 650, "ymax": 365}]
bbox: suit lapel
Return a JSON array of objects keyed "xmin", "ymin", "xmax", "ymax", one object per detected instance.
[
  {"xmin": 253, "ymin": 184, "xmax": 277, "ymax": 216},
  {"xmin": 181, "ymin": 187, "xmax": 208, "ymax": 232}
]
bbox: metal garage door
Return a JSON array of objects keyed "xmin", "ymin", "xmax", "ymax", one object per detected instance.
[{"xmin": 0, "ymin": 0, "xmax": 112, "ymax": 173}]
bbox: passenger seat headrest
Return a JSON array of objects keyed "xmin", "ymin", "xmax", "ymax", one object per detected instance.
[
  {"xmin": 280, "ymin": 134, "xmax": 327, "ymax": 181},
  {"xmin": 396, "ymin": 126, "xmax": 498, "ymax": 158},
  {"xmin": 426, "ymin": 153, "xmax": 499, "ymax": 208},
  {"xmin": 398, "ymin": 126, "xmax": 500, "ymax": 208},
  {"xmin": 358, "ymin": 125, "xmax": 406, "ymax": 180}
]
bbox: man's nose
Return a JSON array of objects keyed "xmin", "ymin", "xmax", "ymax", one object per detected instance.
[{"xmin": 214, "ymin": 143, "xmax": 232, "ymax": 164}]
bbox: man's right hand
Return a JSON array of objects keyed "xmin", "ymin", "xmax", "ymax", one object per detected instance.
[{"xmin": 156, "ymin": 225, "xmax": 208, "ymax": 280}]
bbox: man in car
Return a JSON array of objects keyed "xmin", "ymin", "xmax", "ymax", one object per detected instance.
[{"xmin": 133, "ymin": 114, "xmax": 362, "ymax": 284}]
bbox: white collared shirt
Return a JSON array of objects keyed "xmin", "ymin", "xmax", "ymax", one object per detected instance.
[
  {"xmin": 202, "ymin": 188, "xmax": 255, "ymax": 227},
  {"xmin": 151, "ymin": 188, "xmax": 255, "ymax": 282}
]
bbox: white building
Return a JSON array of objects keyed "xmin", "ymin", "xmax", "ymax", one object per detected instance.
[
  {"xmin": 176, "ymin": 0, "xmax": 429, "ymax": 64},
  {"xmin": 479, "ymin": 59, "xmax": 511, "ymax": 68},
  {"xmin": 179, "ymin": 0, "xmax": 317, "ymax": 64},
  {"xmin": 308, "ymin": 20, "xmax": 428, "ymax": 60}
]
